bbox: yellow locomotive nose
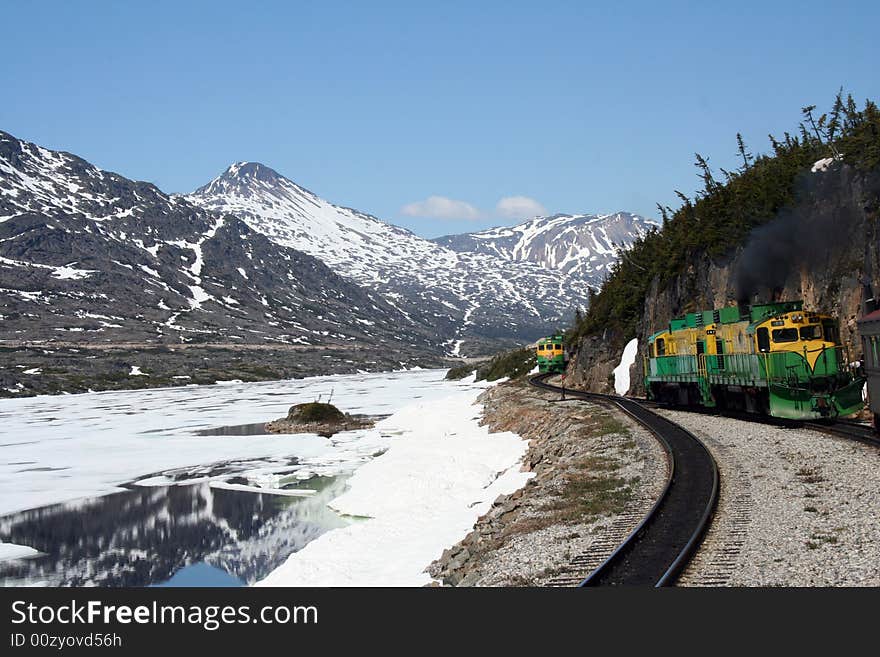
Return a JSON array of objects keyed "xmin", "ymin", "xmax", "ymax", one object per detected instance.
[{"xmin": 536, "ymin": 334, "xmax": 567, "ymax": 374}]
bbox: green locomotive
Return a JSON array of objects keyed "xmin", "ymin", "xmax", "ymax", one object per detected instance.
[
  {"xmin": 536, "ymin": 334, "xmax": 566, "ymax": 374},
  {"xmin": 645, "ymin": 300, "xmax": 864, "ymax": 420}
]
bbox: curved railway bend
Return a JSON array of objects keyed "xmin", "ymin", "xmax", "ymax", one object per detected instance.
[{"xmin": 528, "ymin": 374, "xmax": 719, "ymax": 586}]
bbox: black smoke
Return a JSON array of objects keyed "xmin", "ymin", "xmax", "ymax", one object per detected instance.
[{"xmin": 734, "ymin": 171, "xmax": 858, "ymax": 303}]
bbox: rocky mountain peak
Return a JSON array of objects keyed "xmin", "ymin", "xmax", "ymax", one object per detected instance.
[
  {"xmin": 193, "ymin": 161, "xmax": 300, "ymax": 199},
  {"xmin": 186, "ymin": 162, "xmax": 654, "ymax": 355},
  {"xmin": 225, "ymin": 161, "xmax": 282, "ymax": 182}
]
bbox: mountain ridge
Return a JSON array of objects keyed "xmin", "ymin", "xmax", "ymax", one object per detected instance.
[
  {"xmin": 432, "ymin": 212, "xmax": 658, "ymax": 287},
  {"xmin": 0, "ymin": 126, "xmax": 654, "ymax": 388},
  {"xmin": 0, "ymin": 130, "xmax": 437, "ymax": 350},
  {"xmin": 187, "ymin": 162, "xmax": 653, "ymax": 355}
]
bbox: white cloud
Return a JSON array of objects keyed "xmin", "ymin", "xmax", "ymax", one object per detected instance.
[
  {"xmin": 401, "ymin": 194, "xmax": 548, "ymax": 222},
  {"xmin": 495, "ymin": 196, "xmax": 547, "ymax": 220},
  {"xmin": 400, "ymin": 196, "xmax": 484, "ymax": 221}
]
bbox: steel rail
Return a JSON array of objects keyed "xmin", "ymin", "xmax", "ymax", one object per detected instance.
[
  {"xmin": 629, "ymin": 395, "xmax": 880, "ymax": 449},
  {"xmin": 528, "ymin": 374, "xmax": 719, "ymax": 587}
]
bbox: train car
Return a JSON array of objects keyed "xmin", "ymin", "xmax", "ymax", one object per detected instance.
[
  {"xmin": 536, "ymin": 334, "xmax": 566, "ymax": 374},
  {"xmin": 645, "ymin": 300, "xmax": 865, "ymax": 420},
  {"xmin": 857, "ymin": 308, "xmax": 880, "ymax": 427}
]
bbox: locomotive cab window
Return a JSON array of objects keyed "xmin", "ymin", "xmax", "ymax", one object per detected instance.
[
  {"xmin": 822, "ymin": 320, "xmax": 839, "ymax": 344},
  {"xmin": 656, "ymin": 338, "xmax": 665, "ymax": 356},
  {"xmin": 772, "ymin": 328, "xmax": 798, "ymax": 343},
  {"xmin": 554, "ymin": 344, "xmax": 561, "ymax": 350},
  {"xmin": 799, "ymin": 325, "xmax": 821, "ymax": 341},
  {"xmin": 757, "ymin": 327, "xmax": 770, "ymax": 352}
]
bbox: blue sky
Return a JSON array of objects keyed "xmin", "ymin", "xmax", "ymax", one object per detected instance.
[{"xmin": 2, "ymin": 1, "xmax": 878, "ymax": 237}]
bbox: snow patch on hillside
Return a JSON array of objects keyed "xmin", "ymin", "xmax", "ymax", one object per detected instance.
[{"xmin": 613, "ymin": 338, "xmax": 639, "ymax": 395}]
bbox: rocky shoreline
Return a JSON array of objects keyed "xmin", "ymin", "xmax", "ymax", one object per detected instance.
[
  {"xmin": 429, "ymin": 379, "xmax": 665, "ymax": 586},
  {"xmin": 0, "ymin": 343, "xmax": 449, "ymax": 398}
]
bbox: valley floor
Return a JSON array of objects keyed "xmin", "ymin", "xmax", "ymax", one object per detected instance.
[{"xmin": 0, "ymin": 342, "xmax": 449, "ymax": 397}]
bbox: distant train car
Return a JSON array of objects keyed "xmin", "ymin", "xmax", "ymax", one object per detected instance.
[
  {"xmin": 857, "ymin": 308, "xmax": 880, "ymax": 427},
  {"xmin": 536, "ymin": 334, "xmax": 567, "ymax": 374},
  {"xmin": 645, "ymin": 300, "xmax": 864, "ymax": 420}
]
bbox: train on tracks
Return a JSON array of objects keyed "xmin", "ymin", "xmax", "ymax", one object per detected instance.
[
  {"xmin": 535, "ymin": 334, "xmax": 567, "ymax": 374},
  {"xmin": 644, "ymin": 300, "xmax": 865, "ymax": 421}
]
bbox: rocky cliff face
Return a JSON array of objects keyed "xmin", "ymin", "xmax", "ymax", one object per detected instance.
[{"xmin": 568, "ymin": 161, "xmax": 880, "ymax": 395}]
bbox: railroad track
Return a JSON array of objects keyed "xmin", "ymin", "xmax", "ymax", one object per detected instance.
[
  {"xmin": 633, "ymin": 395, "xmax": 880, "ymax": 449},
  {"xmin": 545, "ymin": 510, "xmax": 648, "ymax": 587},
  {"xmin": 804, "ymin": 418, "xmax": 880, "ymax": 448},
  {"xmin": 529, "ymin": 374, "xmax": 719, "ymax": 587},
  {"xmin": 674, "ymin": 440, "xmax": 754, "ymax": 587}
]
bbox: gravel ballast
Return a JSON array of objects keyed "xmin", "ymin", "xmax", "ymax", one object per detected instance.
[{"xmin": 661, "ymin": 410, "xmax": 880, "ymax": 586}]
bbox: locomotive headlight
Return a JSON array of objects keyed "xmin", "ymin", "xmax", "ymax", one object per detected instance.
[{"xmin": 791, "ymin": 314, "xmax": 803, "ymax": 323}]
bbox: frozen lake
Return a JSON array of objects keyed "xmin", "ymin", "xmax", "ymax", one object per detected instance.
[
  {"xmin": 0, "ymin": 369, "xmax": 457, "ymax": 515},
  {"xmin": 0, "ymin": 369, "xmax": 531, "ymax": 587}
]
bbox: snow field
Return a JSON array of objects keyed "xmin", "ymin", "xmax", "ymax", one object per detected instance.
[{"xmin": 257, "ymin": 383, "xmax": 532, "ymax": 586}]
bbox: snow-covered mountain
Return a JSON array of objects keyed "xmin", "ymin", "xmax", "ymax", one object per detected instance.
[
  {"xmin": 189, "ymin": 164, "xmax": 648, "ymax": 354},
  {"xmin": 433, "ymin": 213, "xmax": 658, "ymax": 287},
  {"xmin": 0, "ymin": 131, "xmax": 438, "ymax": 351},
  {"xmin": 0, "ymin": 129, "xmax": 654, "ymax": 359}
]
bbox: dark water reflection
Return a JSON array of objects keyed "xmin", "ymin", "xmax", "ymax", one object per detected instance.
[
  {"xmin": 0, "ymin": 476, "xmax": 348, "ymax": 587},
  {"xmin": 195, "ymin": 422, "xmax": 269, "ymax": 436}
]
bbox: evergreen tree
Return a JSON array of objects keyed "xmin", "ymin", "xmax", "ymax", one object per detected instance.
[
  {"xmin": 827, "ymin": 89, "xmax": 845, "ymax": 142},
  {"xmin": 694, "ymin": 153, "xmax": 719, "ymax": 194},
  {"xmin": 736, "ymin": 133, "xmax": 753, "ymax": 170},
  {"xmin": 656, "ymin": 203, "xmax": 669, "ymax": 223},
  {"xmin": 802, "ymin": 105, "xmax": 824, "ymax": 143},
  {"xmin": 569, "ymin": 91, "xmax": 880, "ymax": 344}
]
